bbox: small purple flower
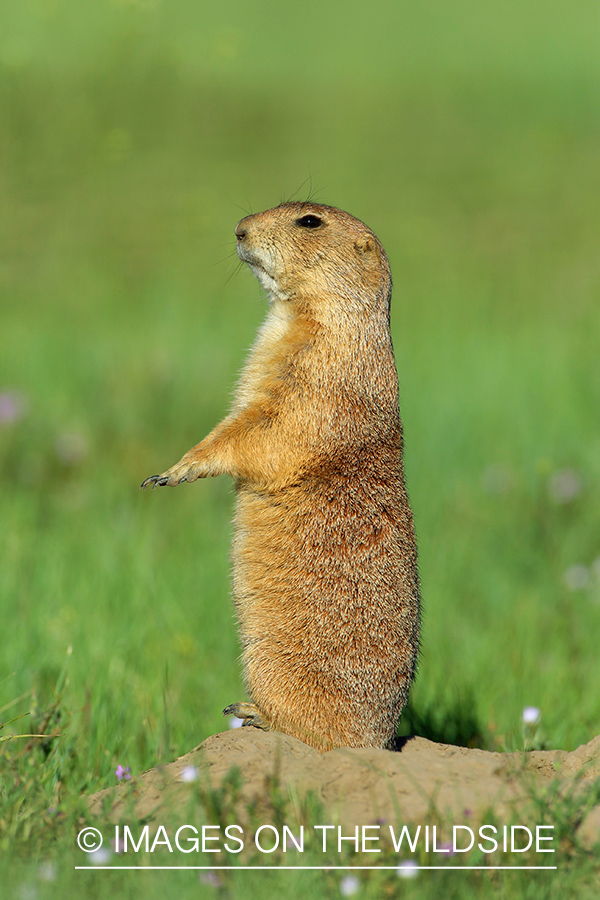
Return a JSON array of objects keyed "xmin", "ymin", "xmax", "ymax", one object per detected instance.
[
  {"xmin": 0, "ymin": 389, "xmax": 28, "ymax": 425},
  {"xmin": 111, "ymin": 836, "xmax": 125, "ymax": 854},
  {"xmin": 199, "ymin": 872, "xmax": 222, "ymax": 887},
  {"xmin": 439, "ymin": 841, "xmax": 455, "ymax": 856},
  {"xmin": 115, "ymin": 765, "xmax": 131, "ymax": 781},
  {"xmin": 285, "ymin": 834, "xmax": 302, "ymax": 852}
]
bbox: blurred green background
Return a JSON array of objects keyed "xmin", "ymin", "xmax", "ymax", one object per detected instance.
[{"xmin": 1, "ymin": 0, "xmax": 599, "ymax": 790}]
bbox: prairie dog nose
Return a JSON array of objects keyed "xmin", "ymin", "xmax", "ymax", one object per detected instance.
[{"xmin": 235, "ymin": 220, "xmax": 248, "ymax": 241}]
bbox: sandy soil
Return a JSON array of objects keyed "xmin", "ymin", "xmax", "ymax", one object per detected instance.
[{"xmin": 88, "ymin": 729, "xmax": 600, "ymax": 849}]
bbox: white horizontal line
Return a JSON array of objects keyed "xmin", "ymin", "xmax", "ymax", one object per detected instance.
[{"xmin": 75, "ymin": 865, "xmax": 558, "ymax": 871}]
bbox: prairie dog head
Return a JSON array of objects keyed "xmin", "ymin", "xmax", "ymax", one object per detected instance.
[{"xmin": 235, "ymin": 202, "xmax": 392, "ymax": 321}]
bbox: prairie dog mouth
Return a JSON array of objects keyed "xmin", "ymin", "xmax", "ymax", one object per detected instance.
[
  {"xmin": 237, "ymin": 242, "xmax": 269, "ymax": 270},
  {"xmin": 249, "ymin": 262, "xmax": 281, "ymax": 298},
  {"xmin": 237, "ymin": 245, "xmax": 283, "ymax": 299}
]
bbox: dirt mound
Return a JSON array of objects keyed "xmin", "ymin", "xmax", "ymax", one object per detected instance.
[{"xmin": 88, "ymin": 729, "xmax": 600, "ymax": 848}]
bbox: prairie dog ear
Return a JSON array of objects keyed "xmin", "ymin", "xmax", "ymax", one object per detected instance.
[{"xmin": 354, "ymin": 236, "xmax": 375, "ymax": 256}]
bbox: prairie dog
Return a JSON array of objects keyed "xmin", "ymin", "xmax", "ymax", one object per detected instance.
[{"xmin": 142, "ymin": 202, "xmax": 420, "ymax": 750}]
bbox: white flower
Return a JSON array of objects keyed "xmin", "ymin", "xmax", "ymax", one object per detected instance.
[
  {"xmin": 340, "ymin": 875, "xmax": 360, "ymax": 896},
  {"xmin": 228, "ymin": 716, "xmax": 244, "ymax": 729},
  {"xmin": 55, "ymin": 431, "xmax": 88, "ymax": 466},
  {"xmin": 37, "ymin": 862, "xmax": 57, "ymax": 882},
  {"xmin": 89, "ymin": 847, "xmax": 112, "ymax": 865},
  {"xmin": 482, "ymin": 464, "xmax": 513, "ymax": 495},
  {"xmin": 18, "ymin": 885, "xmax": 37, "ymax": 900},
  {"xmin": 522, "ymin": 706, "xmax": 541, "ymax": 726},
  {"xmin": 396, "ymin": 860, "xmax": 419, "ymax": 878},
  {"xmin": 548, "ymin": 468, "xmax": 582, "ymax": 503},
  {"xmin": 179, "ymin": 765, "xmax": 199, "ymax": 783},
  {"xmin": 563, "ymin": 565, "xmax": 590, "ymax": 591}
]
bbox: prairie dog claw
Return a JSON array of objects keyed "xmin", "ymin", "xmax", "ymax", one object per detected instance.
[{"xmin": 140, "ymin": 475, "xmax": 164, "ymax": 489}]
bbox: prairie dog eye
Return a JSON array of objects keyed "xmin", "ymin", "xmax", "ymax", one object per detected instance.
[{"xmin": 296, "ymin": 215, "xmax": 323, "ymax": 229}]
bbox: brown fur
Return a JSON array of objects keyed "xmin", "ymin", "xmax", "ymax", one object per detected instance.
[{"xmin": 142, "ymin": 202, "xmax": 420, "ymax": 750}]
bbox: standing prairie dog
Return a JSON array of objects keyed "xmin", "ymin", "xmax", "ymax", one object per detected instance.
[{"xmin": 142, "ymin": 202, "xmax": 420, "ymax": 750}]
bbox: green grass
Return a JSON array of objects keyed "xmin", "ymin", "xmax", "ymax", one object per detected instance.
[{"xmin": 1, "ymin": 0, "xmax": 600, "ymax": 896}]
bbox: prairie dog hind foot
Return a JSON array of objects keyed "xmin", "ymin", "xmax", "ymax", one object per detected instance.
[{"xmin": 223, "ymin": 702, "xmax": 273, "ymax": 731}]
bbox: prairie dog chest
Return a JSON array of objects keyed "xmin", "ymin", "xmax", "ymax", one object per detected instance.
[{"xmin": 233, "ymin": 300, "xmax": 297, "ymax": 411}]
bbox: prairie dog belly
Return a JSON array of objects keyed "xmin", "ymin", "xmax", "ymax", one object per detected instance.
[{"xmin": 232, "ymin": 468, "xmax": 419, "ymax": 749}]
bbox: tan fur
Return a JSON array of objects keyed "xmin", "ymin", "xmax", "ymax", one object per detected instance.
[{"xmin": 142, "ymin": 202, "xmax": 420, "ymax": 750}]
